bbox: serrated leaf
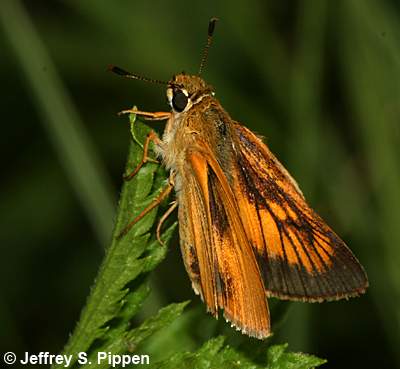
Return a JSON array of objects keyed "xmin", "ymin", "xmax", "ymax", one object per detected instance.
[
  {"xmin": 150, "ymin": 338, "xmax": 326, "ymax": 369},
  {"xmin": 266, "ymin": 344, "xmax": 326, "ymax": 369},
  {"xmin": 83, "ymin": 302, "xmax": 189, "ymax": 369},
  {"xmin": 126, "ymin": 301, "xmax": 190, "ymax": 347},
  {"xmin": 51, "ymin": 118, "xmax": 180, "ymax": 369}
]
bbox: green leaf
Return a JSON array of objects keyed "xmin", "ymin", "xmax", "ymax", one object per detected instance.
[
  {"xmin": 149, "ymin": 337, "xmax": 326, "ymax": 369},
  {"xmin": 52, "ymin": 118, "xmax": 179, "ymax": 369},
  {"xmin": 126, "ymin": 301, "xmax": 190, "ymax": 348},
  {"xmin": 266, "ymin": 344, "xmax": 326, "ymax": 369},
  {"xmin": 83, "ymin": 302, "xmax": 189, "ymax": 369}
]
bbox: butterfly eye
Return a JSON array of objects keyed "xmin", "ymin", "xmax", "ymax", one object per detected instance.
[{"xmin": 172, "ymin": 89, "xmax": 189, "ymax": 112}]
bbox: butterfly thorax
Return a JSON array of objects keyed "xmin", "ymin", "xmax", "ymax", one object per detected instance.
[{"xmin": 157, "ymin": 74, "xmax": 235, "ymax": 192}]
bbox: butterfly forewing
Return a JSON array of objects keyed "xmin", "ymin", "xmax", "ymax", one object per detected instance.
[
  {"xmin": 178, "ymin": 143, "xmax": 271, "ymax": 338},
  {"xmin": 231, "ymin": 123, "xmax": 368, "ymax": 301}
]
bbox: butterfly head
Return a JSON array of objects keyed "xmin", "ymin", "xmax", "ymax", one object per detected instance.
[
  {"xmin": 167, "ymin": 74, "xmax": 214, "ymax": 113},
  {"xmin": 109, "ymin": 17, "xmax": 218, "ymax": 114}
]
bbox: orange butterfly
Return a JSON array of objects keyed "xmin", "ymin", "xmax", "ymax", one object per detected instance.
[{"xmin": 111, "ymin": 18, "xmax": 368, "ymax": 339}]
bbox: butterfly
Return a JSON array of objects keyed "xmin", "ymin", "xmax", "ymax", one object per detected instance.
[{"xmin": 110, "ymin": 18, "xmax": 368, "ymax": 339}]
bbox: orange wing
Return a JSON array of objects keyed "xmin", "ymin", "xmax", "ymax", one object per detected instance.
[
  {"xmin": 232, "ymin": 123, "xmax": 368, "ymax": 301},
  {"xmin": 178, "ymin": 144, "xmax": 271, "ymax": 338}
]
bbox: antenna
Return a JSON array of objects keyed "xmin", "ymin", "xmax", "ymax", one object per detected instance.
[
  {"xmin": 198, "ymin": 17, "xmax": 219, "ymax": 75},
  {"xmin": 108, "ymin": 65, "xmax": 169, "ymax": 85}
]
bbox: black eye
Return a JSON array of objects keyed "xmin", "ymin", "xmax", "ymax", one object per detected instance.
[{"xmin": 172, "ymin": 90, "xmax": 189, "ymax": 112}]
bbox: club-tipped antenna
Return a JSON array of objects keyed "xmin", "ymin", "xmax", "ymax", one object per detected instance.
[
  {"xmin": 108, "ymin": 65, "xmax": 169, "ymax": 86},
  {"xmin": 198, "ymin": 17, "xmax": 219, "ymax": 75}
]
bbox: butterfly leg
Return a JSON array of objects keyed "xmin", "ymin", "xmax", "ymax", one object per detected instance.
[
  {"xmin": 117, "ymin": 173, "xmax": 175, "ymax": 240},
  {"xmin": 124, "ymin": 130, "xmax": 161, "ymax": 180},
  {"xmin": 156, "ymin": 200, "xmax": 178, "ymax": 246},
  {"xmin": 118, "ymin": 108, "xmax": 171, "ymax": 121}
]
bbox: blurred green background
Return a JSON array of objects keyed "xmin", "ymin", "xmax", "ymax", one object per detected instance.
[{"xmin": 1, "ymin": 0, "xmax": 399, "ymax": 368}]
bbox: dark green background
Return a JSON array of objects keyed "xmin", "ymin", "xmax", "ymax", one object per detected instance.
[{"xmin": 1, "ymin": 1, "xmax": 399, "ymax": 368}]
